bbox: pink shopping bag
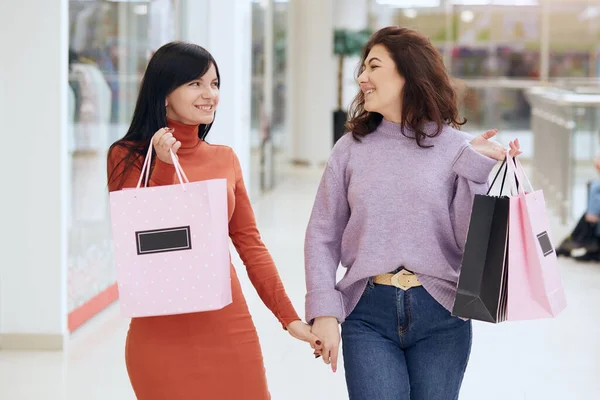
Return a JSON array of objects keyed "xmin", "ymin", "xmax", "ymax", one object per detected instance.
[
  {"xmin": 109, "ymin": 145, "xmax": 231, "ymax": 318},
  {"xmin": 506, "ymin": 155, "xmax": 567, "ymax": 320}
]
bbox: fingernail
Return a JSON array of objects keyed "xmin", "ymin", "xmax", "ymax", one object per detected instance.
[{"xmin": 316, "ymin": 340, "xmax": 322, "ymax": 346}]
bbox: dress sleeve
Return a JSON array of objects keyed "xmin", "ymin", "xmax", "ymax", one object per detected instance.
[{"xmin": 228, "ymin": 150, "xmax": 301, "ymax": 329}]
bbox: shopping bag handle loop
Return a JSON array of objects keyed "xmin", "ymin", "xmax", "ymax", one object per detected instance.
[
  {"xmin": 513, "ymin": 156, "xmax": 534, "ymax": 193},
  {"xmin": 136, "ymin": 144, "xmax": 190, "ymax": 190},
  {"xmin": 486, "ymin": 158, "xmax": 508, "ymax": 196}
]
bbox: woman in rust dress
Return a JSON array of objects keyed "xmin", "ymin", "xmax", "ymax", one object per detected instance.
[{"xmin": 107, "ymin": 42, "xmax": 320, "ymax": 399}]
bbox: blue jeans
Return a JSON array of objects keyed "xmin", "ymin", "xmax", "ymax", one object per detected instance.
[{"xmin": 341, "ymin": 280, "xmax": 472, "ymax": 400}]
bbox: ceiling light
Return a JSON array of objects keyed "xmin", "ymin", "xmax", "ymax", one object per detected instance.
[{"xmin": 461, "ymin": 10, "xmax": 475, "ymax": 23}]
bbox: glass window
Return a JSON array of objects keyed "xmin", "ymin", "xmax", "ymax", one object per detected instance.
[
  {"xmin": 373, "ymin": 1, "xmax": 543, "ymax": 134},
  {"xmin": 548, "ymin": 3, "xmax": 600, "ymax": 78},
  {"xmin": 272, "ymin": 0, "xmax": 289, "ymax": 186},
  {"xmin": 67, "ymin": 0, "xmax": 178, "ymax": 321},
  {"xmin": 250, "ymin": 0, "xmax": 267, "ymax": 200},
  {"xmin": 450, "ymin": 5, "xmax": 541, "ymax": 78}
]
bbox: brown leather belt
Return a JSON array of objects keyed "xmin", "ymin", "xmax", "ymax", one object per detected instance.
[{"xmin": 373, "ymin": 269, "xmax": 422, "ymax": 291}]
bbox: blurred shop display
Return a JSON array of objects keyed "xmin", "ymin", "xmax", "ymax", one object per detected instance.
[
  {"xmin": 250, "ymin": 0, "xmax": 290, "ymax": 198},
  {"xmin": 368, "ymin": 1, "xmax": 600, "ymax": 135},
  {"xmin": 66, "ymin": 0, "xmax": 177, "ymax": 331}
]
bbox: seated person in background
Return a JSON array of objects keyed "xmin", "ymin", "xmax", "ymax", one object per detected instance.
[
  {"xmin": 585, "ymin": 155, "xmax": 600, "ymax": 227},
  {"xmin": 557, "ymin": 154, "xmax": 600, "ymax": 260}
]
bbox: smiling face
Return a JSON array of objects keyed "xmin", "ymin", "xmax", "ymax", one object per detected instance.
[
  {"xmin": 357, "ymin": 44, "xmax": 405, "ymax": 123},
  {"xmin": 165, "ymin": 63, "xmax": 220, "ymax": 125}
]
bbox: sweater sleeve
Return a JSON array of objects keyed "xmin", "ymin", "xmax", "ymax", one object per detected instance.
[
  {"xmin": 304, "ymin": 161, "xmax": 350, "ymax": 324},
  {"xmin": 450, "ymin": 143, "xmax": 498, "ymax": 253},
  {"xmin": 107, "ymin": 144, "xmax": 175, "ymax": 192},
  {"xmin": 228, "ymin": 150, "xmax": 301, "ymax": 329}
]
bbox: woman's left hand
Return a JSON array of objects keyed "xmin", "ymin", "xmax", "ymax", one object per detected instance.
[
  {"xmin": 470, "ymin": 129, "xmax": 522, "ymax": 160},
  {"xmin": 286, "ymin": 320, "xmax": 323, "ymax": 351},
  {"xmin": 508, "ymin": 138, "xmax": 522, "ymax": 158}
]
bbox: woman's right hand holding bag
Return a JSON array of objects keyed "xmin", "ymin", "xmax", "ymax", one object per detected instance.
[{"xmin": 152, "ymin": 127, "xmax": 181, "ymax": 164}]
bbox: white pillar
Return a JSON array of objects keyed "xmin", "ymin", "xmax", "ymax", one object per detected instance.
[
  {"xmin": 179, "ymin": 0, "xmax": 252, "ymax": 191},
  {"xmin": 0, "ymin": 0, "xmax": 69, "ymax": 350},
  {"xmin": 288, "ymin": 0, "xmax": 336, "ymax": 166}
]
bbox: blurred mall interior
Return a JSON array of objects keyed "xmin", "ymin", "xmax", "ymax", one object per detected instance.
[{"xmin": 2, "ymin": 0, "xmax": 600, "ymax": 398}]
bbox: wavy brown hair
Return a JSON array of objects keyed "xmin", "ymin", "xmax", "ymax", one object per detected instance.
[{"xmin": 346, "ymin": 26, "xmax": 465, "ymax": 147}]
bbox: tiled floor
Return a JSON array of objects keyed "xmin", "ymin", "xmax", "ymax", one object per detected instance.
[{"xmin": 1, "ymin": 167, "xmax": 599, "ymax": 399}]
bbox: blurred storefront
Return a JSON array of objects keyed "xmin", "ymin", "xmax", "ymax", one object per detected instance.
[
  {"xmin": 66, "ymin": 0, "xmax": 180, "ymax": 331},
  {"xmin": 250, "ymin": 0, "xmax": 291, "ymax": 200},
  {"xmin": 63, "ymin": 0, "xmax": 266, "ymax": 335},
  {"xmin": 65, "ymin": 0, "xmax": 287, "ymax": 333},
  {"xmin": 370, "ymin": 0, "xmax": 600, "ymax": 141}
]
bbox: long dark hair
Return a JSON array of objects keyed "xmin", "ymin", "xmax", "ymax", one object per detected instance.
[
  {"xmin": 108, "ymin": 41, "xmax": 220, "ymax": 189},
  {"xmin": 346, "ymin": 26, "xmax": 465, "ymax": 147}
]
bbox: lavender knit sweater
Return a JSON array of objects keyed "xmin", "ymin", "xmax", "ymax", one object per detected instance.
[{"xmin": 304, "ymin": 119, "xmax": 498, "ymax": 324}]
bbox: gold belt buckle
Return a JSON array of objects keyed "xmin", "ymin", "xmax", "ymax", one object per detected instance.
[{"xmin": 390, "ymin": 269, "xmax": 418, "ymax": 290}]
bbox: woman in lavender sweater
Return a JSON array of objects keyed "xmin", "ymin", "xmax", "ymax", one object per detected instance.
[{"xmin": 305, "ymin": 26, "xmax": 522, "ymax": 400}]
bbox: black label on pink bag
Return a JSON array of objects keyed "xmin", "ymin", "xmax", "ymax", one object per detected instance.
[
  {"xmin": 536, "ymin": 231, "xmax": 554, "ymax": 257},
  {"xmin": 135, "ymin": 226, "xmax": 192, "ymax": 255}
]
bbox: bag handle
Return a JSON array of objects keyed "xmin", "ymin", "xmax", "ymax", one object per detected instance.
[
  {"xmin": 513, "ymin": 156, "xmax": 534, "ymax": 193},
  {"xmin": 171, "ymin": 149, "xmax": 190, "ymax": 184},
  {"xmin": 486, "ymin": 158, "xmax": 508, "ymax": 196},
  {"xmin": 505, "ymin": 151, "xmax": 525, "ymax": 196},
  {"xmin": 136, "ymin": 144, "xmax": 189, "ymax": 190},
  {"xmin": 486, "ymin": 151, "xmax": 527, "ymax": 197}
]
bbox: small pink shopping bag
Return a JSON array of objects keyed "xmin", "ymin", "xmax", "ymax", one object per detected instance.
[
  {"xmin": 506, "ymin": 155, "xmax": 567, "ymax": 320},
  {"xmin": 109, "ymin": 146, "xmax": 231, "ymax": 318}
]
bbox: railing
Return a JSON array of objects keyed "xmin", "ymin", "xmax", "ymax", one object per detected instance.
[{"xmin": 525, "ymin": 86, "xmax": 600, "ymax": 224}]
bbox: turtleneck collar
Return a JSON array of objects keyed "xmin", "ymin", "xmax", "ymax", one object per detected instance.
[
  {"xmin": 377, "ymin": 118, "xmax": 441, "ymax": 138},
  {"xmin": 167, "ymin": 118, "xmax": 201, "ymax": 149}
]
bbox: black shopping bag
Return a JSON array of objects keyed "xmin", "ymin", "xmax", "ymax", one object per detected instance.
[{"xmin": 452, "ymin": 159, "xmax": 511, "ymax": 323}]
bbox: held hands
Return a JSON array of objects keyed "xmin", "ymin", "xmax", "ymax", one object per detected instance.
[
  {"xmin": 309, "ymin": 316, "xmax": 340, "ymax": 373},
  {"xmin": 152, "ymin": 127, "xmax": 182, "ymax": 164},
  {"xmin": 286, "ymin": 320, "xmax": 323, "ymax": 351},
  {"xmin": 470, "ymin": 129, "xmax": 522, "ymax": 161}
]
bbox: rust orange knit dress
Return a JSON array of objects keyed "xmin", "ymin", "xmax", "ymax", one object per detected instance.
[{"xmin": 107, "ymin": 119, "xmax": 301, "ymax": 400}]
